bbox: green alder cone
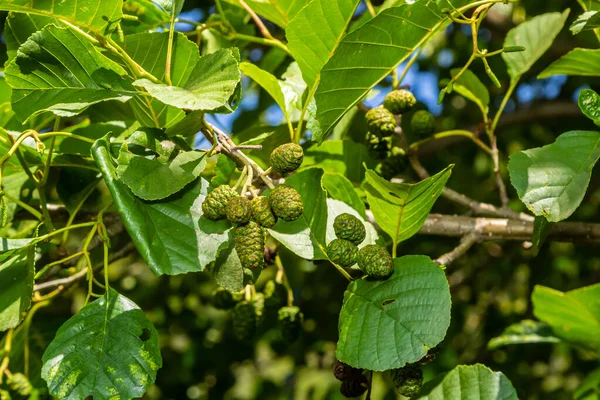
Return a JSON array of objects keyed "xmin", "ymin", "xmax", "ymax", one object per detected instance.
[
  {"xmin": 253, "ymin": 293, "xmax": 266, "ymax": 325},
  {"xmin": 233, "ymin": 221, "xmax": 265, "ymax": 270},
  {"xmin": 270, "ymin": 143, "xmax": 304, "ymax": 175},
  {"xmin": 366, "ymin": 106, "xmax": 396, "ymax": 138},
  {"xmin": 327, "ymin": 239, "xmax": 359, "ymax": 268},
  {"xmin": 212, "ymin": 287, "xmax": 242, "ymax": 310},
  {"xmin": 232, "ymin": 301, "xmax": 257, "ymax": 341},
  {"xmin": 333, "ymin": 213, "xmax": 366, "ymax": 245},
  {"xmin": 278, "ymin": 306, "xmax": 303, "ymax": 342},
  {"xmin": 411, "ymin": 110, "xmax": 436, "ymax": 137},
  {"xmin": 251, "ymin": 196, "xmax": 277, "ymax": 228},
  {"xmin": 7, "ymin": 373, "xmax": 32, "ymax": 397},
  {"xmin": 358, "ymin": 245, "xmax": 394, "ymax": 279},
  {"xmin": 0, "ymin": 389, "xmax": 11, "ymax": 400},
  {"xmin": 367, "ymin": 133, "xmax": 392, "ymax": 160},
  {"xmin": 389, "ymin": 364, "xmax": 423, "ymax": 397},
  {"xmin": 269, "ymin": 185, "xmax": 303, "ymax": 222},
  {"xmin": 202, "ymin": 184, "xmax": 238, "ymax": 220},
  {"xmin": 226, "ymin": 196, "xmax": 252, "ymax": 224},
  {"xmin": 384, "ymin": 89, "xmax": 417, "ymax": 114},
  {"xmin": 264, "ymin": 280, "xmax": 288, "ymax": 309},
  {"xmin": 380, "ymin": 150, "xmax": 408, "ymax": 180}
]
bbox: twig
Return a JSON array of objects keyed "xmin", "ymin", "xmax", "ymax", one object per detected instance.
[
  {"xmin": 488, "ymin": 135, "xmax": 509, "ymax": 208},
  {"xmin": 33, "ymin": 242, "xmax": 136, "ymax": 292},
  {"xmin": 408, "ymin": 155, "xmax": 532, "ymax": 221},
  {"xmin": 238, "ymin": 0, "xmax": 275, "ymax": 40},
  {"xmin": 435, "ymin": 233, "xmax": 478, "ymax": 266}
]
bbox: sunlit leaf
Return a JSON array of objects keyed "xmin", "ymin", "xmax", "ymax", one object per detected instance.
[
  {"xmin": 487, "ymin": 320, "xmax": 560, "ymax": 350},
  {"xmin": 538, "ymin": 48, "xmax": 600, "ymax": 78},
  {"xmin": 571, "ymin": 11, "xmax": 600, "ymax": 34},
  {"xmin": 337, "ymin": 255, "xmax": 450, "ymax": 371},
  {"xmin": 502, "ymin": 10, "xmax": 570, "ymax": 81},
  {"xmin": 508, "ymin": 131, "xmax": 600, "ymax": 222},
  {"xmin": 41, "ymin": 289, "xmax": 162, "ymax": 399},
  {"xmin": 0, "ymin": 249, "xmax": 34, "ymax": 331}
]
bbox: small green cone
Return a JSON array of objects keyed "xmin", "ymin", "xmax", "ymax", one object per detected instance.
[
  {"xmin": 278, "ymin": 306, "xmax": 303, "ymax": 342},
  {"xmin": 226, "ymin": 196, "xmax": 252, "ymax": 224},
  {"xmin": 411, "ymin": 110, "xmax": 436, "ymax": 137},
  {"xmin": 269, "ymin": 185, "xmax": 303, "ymax": 222},
  {"xmin": 232, "ymin": 301, "xmax": 257, "ymax": 341},
  {"xmin": 202, "ymin": 185, "xmax": 238, "ymax": 220},
  {"xmin": 366, "ymin": 106, "xmax": 396, "ymax": 137},
  {"xmin": 389, "ymin": 364, "xmax": 423, "ymax": 397},
  {"xmin": 7, "ymin": 373, "xmax": 32, "ymax": 396},
  {"xmin": 251, "ymin": 196, "xmax": 277, "ymax": 228},
  {"xmin": 384, "ymin": 89, "xmax": 417, "ymax": 114},
  {"xmin": 233, "ymin": 221, "xmax": 265, "ymax": 270},
  {"xmin": 327, "ymin": 239, "xmax": 359, "ymax": 268},
  {"xmin": 264, "ymin": 280, "xmax": 288, "ymax": 309},
  {"xmin": 358, "ymin": 245, "xmax": 394, "ymax": 280},
  {"xmin": 333, "ymin": 213, "xmax": 366, "ymax": 245},
  {"xmin": 270, "ymin": 143, "xmax": 304, "ymax": 175}
]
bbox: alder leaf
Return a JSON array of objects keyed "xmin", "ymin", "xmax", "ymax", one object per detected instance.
[
  {"xmin": 0, "ymin": 249, "xmax": 34, "ymax": 331},
  {"xmin": 41, "ymin": 289, "xmax": 161, "ymax": 400},
  {"xmin": 133, "ymin": 48, "xmax": 241, "ymax": 113},
  {"xmin": 487, "ymin": 320, "xmax": 560, "ymax": 350},
  {"xmin": 416, "ymin": 364, "xmax": 518, "ymax": 400},
  {"xmin": 336, "ymin": 255, "xmax": 451, "ymax": 371},
  {"xmin": 5, "ymin": 26, "xmax": 136, "ymax": 122},
  {"xmin": 364, "ymin": 165, "xmax": 452, "ymax": 247},
  {"xmin": 508, "ymin": 131, "xmax": 600, "ymax": 222},
  {"xmin": 538, "ymin": 48, "xmax": 600, "ymax": 78},
  {"xmin": 502, "ymin": 10, "xmax": 570, "ymax": 81},
  {"xmin": 533, "ymin": 283, "xmax": 600, "ymax": 349}
]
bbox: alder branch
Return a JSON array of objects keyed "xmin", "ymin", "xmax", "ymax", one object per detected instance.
[
  {"xmin": 419, "ymin": 214, "xmax": 600, "ymax": 244},
  {"xmin": 435, "ymin": 233, "xmax": 478, "ymax": 266}
]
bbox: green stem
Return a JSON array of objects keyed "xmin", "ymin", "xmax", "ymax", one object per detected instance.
[
  {"xmin": 105, "ymin": 37, "xmax": 161, "ymax": 84},
  {"xmin": 491, "ymin": 79, "xmax": 518, "ymax": 133},
  {"xmin": 365, "ymin": 0, "xmax": 376, "ymax": 17},
  {"xmin": 34, "ymin": 251, "xmax": 84, "ymax": 280},
  {"xmin": 27, "ymin": 222, "xmax": 97, "ymax": 248},
  {"xmin": 61, "ymin": 179, "xmax": 101, "ymax": 244},
  {"xmin": 165, "ymin": 5, "xmax": 177, "ymax": 86},
  {"xmin": 38, "ymin": 132, "xmax": 96, "ymax": 144},
  {"xmin": 398, "ymin": 47, "xmax": 424, "ymax": 87},
  {"xmin": 2, "ymin": 192, "xmax": 42, "ymax": 220},
  {"xmin": 228, "ymin": 33, "xmax": 292, "ymax": 55},
  {"xmin": 38, "ymin": 117, "xmax": 61, "ymax": 231}
]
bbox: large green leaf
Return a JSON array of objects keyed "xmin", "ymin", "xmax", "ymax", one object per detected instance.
[
  {"xmin": 579, "ymin": 89, "xmax": 600, "ymax": 123},
  {"xmin": 92, "ymin": 137, "xmax": 207, "ymax": 275},
  {"xmin": 0, "ymin": 0, "xmax": 122, "ymax": 35},
  {"xmin": 41, "ymin": 289, "xmax": 161, "ymax": 399},
  {"xmin": 0, "ymin": 250, "xmax": 34, "ymax": 331},
  {"xmin": 416, "ymin": 364, "xmax": 518, "ymax": 400},
  {"xmin": 502, "ymin": 10, "xmax": 570, "ymax": 81},
  {"xmin": 268, "ymin": 168, "xmax": 328, "ymax": 260},
  {"xmin": 285, "ymin": 0, "xmax": 361, "ymax": 87},
  {"xmin": 508, "ymin": 131, "xmax": 600, "ymax": 222},
  {"xmin": 538, "ymin": 49, "xmax": 600, "ymax": 78},
  {"xmin": 4, "ymin": 12, "xmax": 56, "ymax": 61},
  {"xmin": 533, "ymin": 283, "xmax": 600, "ymax": 349},
  {"xmin": 222, "ymin": 0, "xmax": 310, "ymax": 28},
  {"xmin": 322, "ymin": 173, "xmax": 366, "ymax": 218},
  {"xmin": 364, "ymin": 165, "xmax": 452, "ymax": 247},
  {"xmin": 571, "ymin": 11, "xmax": 600, "ymax": 34},
  {"xmin": 5, "ymin": 25, "xmax": 135, "ymax": 122},
  {"xmin": 575, "ymin": 369, "xmax": 600, "ymax": 400},
  {"xmin": 314, "ymin": 1, "xmax": 449, "ymax": 139},
  {"xmin": 451, "ymin": 68, "xmax": 489, "ymax": 112},
  {"xmin": 487, "ymin": 320, "xmax": 560, "ymax": 350},
  {"xmin": 124, "ymin": 32, "xmax": 200, "ymax": 128},
  {"xmin": 239, "ymin": 62, "xmax": 294, "ymax": 132},
  {"xmin": 134, "ymin": 48, "xmax": 241, "ymax": 113},
  {"xmin": 116, "ymin": 130, "xmax": 207, "ymax": 201},
  {"xmin": 302, "ymin": 140, "xmax": 375, "ymax": 182},
  {"xmin": 337, "ymin": 255, "xmax": 451, "ymax": 371}
]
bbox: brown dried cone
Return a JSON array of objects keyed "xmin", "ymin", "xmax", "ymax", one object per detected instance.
[
  {"xmin": 251, "ymin": 196, "xmax": 277, "ymax": 228},
  {"xmin": 340, "ymin": 373, "xmax": 369, "ymax": 398},
  {"xmin": 202, "ymin": 185, "xmax": 238, "ymax": 220},
  {"xmin": 233, "ymin": 221, "xmax": 265, "ymax": 270},
  {"xmin": 226, "ymin": 196, "xmax": 252, "ymax": 224},
  {"xmin": 333, "ymin": 360, "xmax": 363, "ymax": 382},
  {"xmin": 270, "ymin": 143, "xmax": 304, "ymax": 175}
]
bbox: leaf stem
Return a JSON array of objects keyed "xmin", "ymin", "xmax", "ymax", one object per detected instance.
[
  {"xmin": 2, "ymin": 192, "xmax": 42, "ymax": 220},
  {"xmin": 37, "ymin": 132, "xmax": 96, "ymax": 144},
  {"xmin": 365, "ymin": 0, "xmax": 376, "ymax": 17},
  {"xmin": 238, "ymin": 0, "xmax": 275, "ymax": 40},
  {"xmin": 165, "ymin": 5, "xmax": 177, "ymax": 86},
  {"xmin": 34, "ymin": 251, "xmax": 85, "ymax": 280}
]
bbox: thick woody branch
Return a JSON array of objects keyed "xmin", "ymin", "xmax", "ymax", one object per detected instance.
[{"xmin": 420, "ymin": 214, "xmax": 600, "ymax": 244}]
